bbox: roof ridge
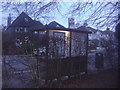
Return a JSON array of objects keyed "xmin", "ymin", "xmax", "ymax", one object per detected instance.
[{"xmin": 48, "ymin": 21, "xmax": 65, "ymax": 28}]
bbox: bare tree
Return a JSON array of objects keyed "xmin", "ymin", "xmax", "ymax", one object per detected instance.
[
  {"xmin": 67, "ymin": 0, "xmax": 119, "ymax": 30},
  {"xmin": 1, "ymin": 0, "xmax": 60, "ymax": 23}
]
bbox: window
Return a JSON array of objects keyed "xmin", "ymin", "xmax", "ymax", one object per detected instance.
[
  {"xmin": 24, "ymin": 28, "xmax": 27, "ymax": 32},
  {"xmin": 24, "ymin": 18, "xmax": 28, "ymax": 22},
  {"xmin": 15, "ymin": 27, "xmax": 28, "ymax": 33},
  {"xmin": 34, "ymin": 31, "xmax": 38, "ymax": 34},
  {"xmin": 15, "ymin": 28, "xmax": 20, "ymax": 32},
  {"xmin": 56, "ymin": 25, "xmax": 60, "ymax": 27},
  {"xmin": 53, "ymin": 32, "xmax": 65, "ymax": 57},
  {"xmin": 16, "ymin": 38, "xmax": 20, "ymax": 41},
  {"xmin": 39, "ymin": 31, "xmax": 46, "ymax": 35},
  {"xmin": 20, "ymin": 27, "xmax": 23, "ymax": 32}
]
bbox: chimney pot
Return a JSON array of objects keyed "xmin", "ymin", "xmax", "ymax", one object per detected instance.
[{"xmin": 7, "ymin": 13, "xmax": 11, "ymax": 27}]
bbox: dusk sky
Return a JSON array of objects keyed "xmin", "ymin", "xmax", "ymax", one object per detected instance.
[
  {"xmin": 0, "ymin": 1, "xmax": 73, "ymax": 28},
  {"xmin": 0, "ymin": 0, "xmax": 118, "ymax": 31}
]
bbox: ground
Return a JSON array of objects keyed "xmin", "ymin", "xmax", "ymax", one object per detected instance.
[
  {"xmin": 43, "ymin": 68, "xmax": 119, "ymax": 88},
  {"xmin": 2, "ymin": 51, "xmax": 119, "ymax": 88}
]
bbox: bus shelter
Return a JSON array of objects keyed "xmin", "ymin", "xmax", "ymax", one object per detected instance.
[{"xmin": 30, "ymin": 25, "xmax": 91, "ymax": 81}]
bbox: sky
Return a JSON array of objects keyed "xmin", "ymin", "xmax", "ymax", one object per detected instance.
[
  {"xmin": 0, "ymin": 0, "xmax": 118, "ymax": 31},
  {"xmin": 0, "ymin": 1, "xmax": 73, "ymax": 28}
]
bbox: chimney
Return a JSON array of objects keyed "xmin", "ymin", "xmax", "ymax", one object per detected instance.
[
  {"xmin": 75, "ymin": 23, "xmax": 81, "ymax": 28},
  {"xmin": 83, "ymin": 20, "xmax": 88, "ymax": 27},
  {"xmin": 83, "ymin": 22, "xmax": 88, "ymax": 27},
  {"xmin": 7, "ymin": 13, "xmax": 11, "ymax": 27},
  {"xmin": 68, "ymin": 18, "xmax": 75, "ymax": 28}
]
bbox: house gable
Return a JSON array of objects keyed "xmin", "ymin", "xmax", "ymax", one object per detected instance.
[
  {"xmin": 9, "ymin": 12, "xmax": 44, "ymax": 28},
  {"xmin": 9, "ymin": 12, "xmax": 34, "ymax": 27}
]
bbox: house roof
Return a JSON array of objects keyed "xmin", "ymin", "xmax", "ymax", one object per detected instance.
[
  {"xmin": 81, "ymin": 26, "xmax": 114, "ymax": 35},
  {"xmin": 31, "ymin": 24, "xmax": 91, "ymax": 33},
  {"xmin": 102, "ymin": 30, "xmax": 114, "ymax": 35},
  {"xmin": 9, "ymin": 12, "xmax": 44, "ymax": 28},
  {"xmin": 9, "ymin": 12, "xmax": 91, "ymax": 33},
  {"xmin": 47, "ymin": 21, "xmax": 66, "ymax": 29},
  {"xmin": 77, "ymin": 26, "xmax": 92, "ymax": 33},
  {"xmin": 85, "ymin": 26, "xmax": 98, "ymax": 33}
]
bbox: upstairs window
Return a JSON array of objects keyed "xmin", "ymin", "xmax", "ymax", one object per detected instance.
[
  {"xmin": 15, "ymin": 28, "xmax": 20, "ymax": 32},
  {"xmin": 19, "ymin": 27, "xmax": 24, "ymax": 32},
  {"xmin": 24, "ymin": 18, "xmax": 28, "ymax": 22},
  {"xmin": 15, "ymin": 27, "xmax": 28, "ymax": 33},
  {"xmin": 24, "ymin": 27, "xmax": 27, "ymax": 32},
  {"xmin": 56, "ymin": 25, "xmax": 60, "ymax": 27}
]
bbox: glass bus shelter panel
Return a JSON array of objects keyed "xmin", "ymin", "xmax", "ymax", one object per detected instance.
[
  {"xmin": 48, "ymin": 32, "xmax": 65, "ymax": 59},
  {"xmin": 71, "ymin": 32, "xmax": 87, "ymax": 57}
]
